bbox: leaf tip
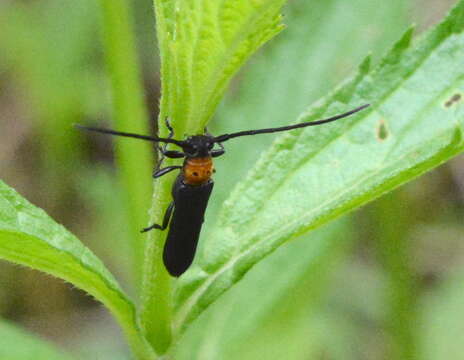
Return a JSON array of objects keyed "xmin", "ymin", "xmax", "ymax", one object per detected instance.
[
  {"xmin": 396, "ymin": 25, "xmax": 415, "ymax": 51},
  {"xmin": 358, "ymin": 53, "xmax": 372, "ymax": 75}
]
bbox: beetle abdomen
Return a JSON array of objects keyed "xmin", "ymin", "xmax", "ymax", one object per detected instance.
[{"xmin": 163, "ymin": 178, "xmax": 214, "ymax": 276}]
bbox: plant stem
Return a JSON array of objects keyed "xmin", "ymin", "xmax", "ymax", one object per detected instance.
[
  {"xmin": 109, "ymin": 303, "xmax": 157, "ymax": 360},
  {"xmin": 98, "ymin": 0, "xmax": 156, "ymax": 357},
  {"xmin": 374, "ymin": 191, "xmax": 419, "ymax": 360},
  {"xmin": 140, "ymin": 173, "xmax": 174, "ymax": 354},
  {"xmin": 98, "ymin": 0, "xmax": 153, "ymax": 291},
  {"xmin": 136, "ymin": 1, "xmax": 180, "ymax": 354}
]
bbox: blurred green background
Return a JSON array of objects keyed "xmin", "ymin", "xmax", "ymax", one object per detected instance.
[{"xmin": 0, "ymin": 0, "xmax": 463, "ymax": 359}]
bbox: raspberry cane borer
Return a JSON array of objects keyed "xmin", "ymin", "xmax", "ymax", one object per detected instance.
[{"xmin": 76, "ymin": 104, "xmax": 369, "ymax": 277}]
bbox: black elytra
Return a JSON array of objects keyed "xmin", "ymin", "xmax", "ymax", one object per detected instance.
[{"xmin": 76, "ymin": 104, "xmax": 370, "ymax": 276}]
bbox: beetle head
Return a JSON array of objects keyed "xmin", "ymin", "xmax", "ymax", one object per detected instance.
[{"xmin": 182, "ymin": 135, "xmax": 215, "ymax": 158}]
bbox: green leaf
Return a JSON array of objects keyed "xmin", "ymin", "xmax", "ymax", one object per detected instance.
[
  {"xmin": 173, "ymin": 0, "xmax": 464, "ymax": 332},
  {"xmin": 154, "ymin": 0, "xmax": 287, "ymax": 135},
  {"xmin": 0, "ymin": 180, "xmax": 154, "ymax": 360},
  {"xmin": 0, "ymin": 321, "xmax": 75, "ymax": 360},
  {"xmin": 205, "ymin": 0, "xmax": 409, "ymax": 234}
]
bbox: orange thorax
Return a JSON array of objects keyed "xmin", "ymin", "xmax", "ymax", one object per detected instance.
[{"xmin": 183, "ymin": 157, "xmax": 214, "ymax": 185}]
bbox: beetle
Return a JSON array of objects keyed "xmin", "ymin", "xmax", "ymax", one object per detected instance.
[{"xmin": 76, "ymin": 104, "xmax": 369, "ymax": 276}]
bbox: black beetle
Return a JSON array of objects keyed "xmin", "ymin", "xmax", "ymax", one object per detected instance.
[{"xmin": 77, "ymin": 104, "xmax": 369, "ymax": 276}]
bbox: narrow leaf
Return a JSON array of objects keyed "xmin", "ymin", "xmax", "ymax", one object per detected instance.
[
  {"xmin": 154, "ymin": 0, "xmax": 288, "ymax": 134},
  {"xmin": 174, "ymin": 0, "xmax": 464, "ymax": 331},
  {"xmin": 0, "ymin": 181, "xmax": 154, "ymax": 360}
]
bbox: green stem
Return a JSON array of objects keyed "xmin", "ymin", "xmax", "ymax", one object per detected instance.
[
  {"xmin": 98, "ymin": 0, "xmax": 153, "ymax": 291},
  {"xmin": 136, "ymin": 1, "xmax": 180, "ymax": 355},
  {"xmin": 98, "ymin": 0, "xmax": 155, "ymax": 357},
  {"xmin": 106, "ymin": 302, "xmax": 156, "ymax": 360},
  {"xmin": 140, "ymin": 172, "xmax": 174, "ymax": 354},
  {"xmin": 374, "ymin": 191, "xmax": 419, "ymax": 360}
]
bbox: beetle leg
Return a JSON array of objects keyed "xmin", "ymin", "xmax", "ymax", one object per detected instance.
[
  {"xmin": 153, "ymin": 165, "xmax": 182, "ymax": 178},
  {"xmin": 164, "ymin": 117, "xmax": 174, "ymax": 138},
  {"xmin": 155, "ymin": 146, "xmax": 183, "ymax": 172},
  {"xmin": 155, "ymin": 118, "xmax": 177, "ymax": 170},
  {"xmin": 153, "ymin": 119, "xmax": 183, "ymax": 175},
  {"xmin": 161, "ymin": 149, "xmax": 185, "ymax": 159},
  {"xmin": 211, "ymin": 141, "xmax": 225, "ymax": 158},
  {"xmin": 155, "ymin": 146, "xmax": 165, "ymax": 170},
  {"xmin": 141, "ymin": 202, "xmax": 174, "ymax": 232},
  {"xmin": 204, "ymin": 127, "xmax": 225, "ymax": 157}
]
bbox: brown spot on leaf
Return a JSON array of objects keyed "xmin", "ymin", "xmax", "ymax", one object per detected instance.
[
  {"xmin": 445, "ymin": 93, "xmax": 462, "ymax": 108},
  {"xmin": 376, "ymin": 119, "xmax": 389, "ymax": 141}
]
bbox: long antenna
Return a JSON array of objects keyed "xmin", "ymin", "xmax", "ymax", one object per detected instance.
[
  {"xmin": 214, "ymin": 104, "xmax": 370, "ymax": 143},
  {"xmin": 74, "ymin": 124, "xmax": 185, "ymax": 146}
]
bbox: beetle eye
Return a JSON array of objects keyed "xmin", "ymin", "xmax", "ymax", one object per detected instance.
[{"xmin": 184, "ymin": 145, "xmax": 196, "ymax": 154}]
